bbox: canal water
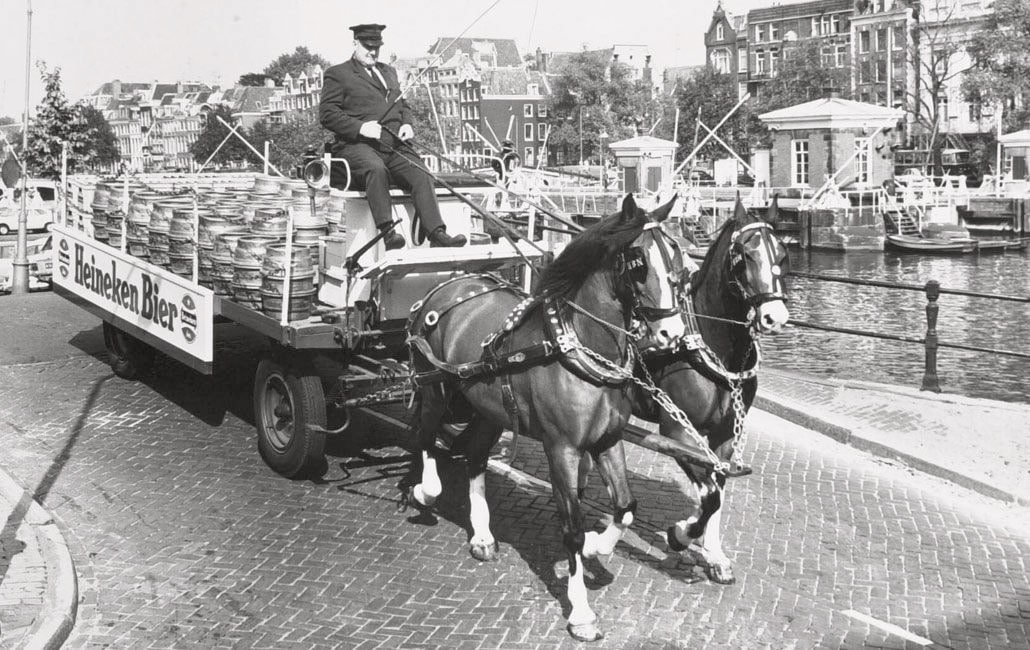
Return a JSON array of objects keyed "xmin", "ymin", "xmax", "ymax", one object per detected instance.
[{"xmin": 761, "ymin": 247, "xmax": 1030, "ymax": 404}]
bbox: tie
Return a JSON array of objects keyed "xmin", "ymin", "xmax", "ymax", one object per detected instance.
[{"xmin": 366, "ymin": 65, "xmax": 387, "ymax": 92}]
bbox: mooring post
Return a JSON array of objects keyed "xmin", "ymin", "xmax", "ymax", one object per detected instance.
[{"xmin": 922, "ymin": 279, "xmax": 942, "ymax": 392}]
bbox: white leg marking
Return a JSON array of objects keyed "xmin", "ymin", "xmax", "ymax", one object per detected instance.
[
  {"xmin": 566, "ymin": 553, "xmax": 596, "ymax": 627},
  {"xmin": 701, "ymin": 497, "xmax": 730, "ymax": 567},
  {"xmin": 468, "ymin": 473, "xmax": 494, "ymax": 547},
  {"xmin": 414, "ymin": 451, "xmax": 442, "ymax": 506}
]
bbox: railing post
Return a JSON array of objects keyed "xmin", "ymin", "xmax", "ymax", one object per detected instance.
[{"xmin": 921, "ymin": 279, "xmax": 942, "ymax": 392}]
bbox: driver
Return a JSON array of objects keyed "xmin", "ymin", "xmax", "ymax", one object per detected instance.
[{"xmin": 319, "ymin": 23, "xmax": 466, "ymax": 250}]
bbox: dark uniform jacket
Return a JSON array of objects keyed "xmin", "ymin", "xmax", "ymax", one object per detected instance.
[{"xmin": 319, "ymin": 58, "xmax": 410, "ymax": 152}]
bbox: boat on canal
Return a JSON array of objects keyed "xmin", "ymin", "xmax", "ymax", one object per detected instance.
[{"xmin": 884, "ymin": 232, "xmax": 978, "ymax": 254}]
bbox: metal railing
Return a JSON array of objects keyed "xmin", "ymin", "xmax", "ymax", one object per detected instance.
[{"xmin": 785, "ymin": 271, "xmax": 1030, "ymax": 392}]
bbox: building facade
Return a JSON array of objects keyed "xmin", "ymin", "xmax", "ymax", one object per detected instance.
[{"xmin": 704, "ymin": 0, "xmax": 997, "ymax": 152}]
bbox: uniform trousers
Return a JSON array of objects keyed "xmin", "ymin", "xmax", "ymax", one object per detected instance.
[{"xmin": 332, "ymin": 142, "xmax": 445, "ymax": 235}]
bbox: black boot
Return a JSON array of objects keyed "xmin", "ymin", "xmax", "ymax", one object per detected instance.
[
  {"xmin": 428, "ymin": 227, "xmax": 467, "ymax": 248},
  {"xmin": 382, "ymin": 229, "xmax": 405, "ymax": 251}
]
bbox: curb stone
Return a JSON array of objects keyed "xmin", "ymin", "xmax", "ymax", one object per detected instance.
[
  {"xmin": 0, "ymin": 470, "xmax": 77, "ymax": 650},
  {"xmin": 754, "ymin": 393, "xmax": 1026, "ymax": 506}
]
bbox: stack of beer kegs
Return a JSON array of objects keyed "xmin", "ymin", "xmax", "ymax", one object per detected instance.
[
  {"xmin": 90, "ymin": 182, "xmax": 112, "ymax": 244},
  {"xmin": 260, "ymin": 243, "xmax": 316, "ymax": 321},
  {"xmin": 232, "ymin": 235, "xmax": 279, "ymax": 310}
]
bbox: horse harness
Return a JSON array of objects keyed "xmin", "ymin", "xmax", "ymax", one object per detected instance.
[{"xmin": 407, "ymin": 273, "xmax": 639, "ymax": 444}]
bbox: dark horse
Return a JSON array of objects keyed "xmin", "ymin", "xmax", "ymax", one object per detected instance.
[
  {"xmin": 406, "ymin": 195, "xmax": 685, "ymax": 641},
  {"xmin": 639, "ymin": 200, "xmax": 789, "ymax": 584}
]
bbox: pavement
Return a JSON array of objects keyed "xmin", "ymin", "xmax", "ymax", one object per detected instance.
[{"xmin": 0, "ymin": 290, "xmax": 1027, "ymax": 648}]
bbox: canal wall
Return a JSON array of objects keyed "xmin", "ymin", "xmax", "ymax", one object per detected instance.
[
  {"xmin": 964, "ymin": 196, "xmax": 1030, "ymax": 239},
  {"xmin": 798, "ymin": 207, "xmax": 885, "ymax": 250}
]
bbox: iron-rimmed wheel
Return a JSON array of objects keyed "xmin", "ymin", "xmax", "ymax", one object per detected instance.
[
  {"xmin": 254, "ymin": 356, "xmax": 326, "ymax": 479},
  {"xmin": 102, "ymin": 321, "xmax": 156, "ymax": 380},
  {"xmin": 0, "ymin": 224, "xmax": 9, "ymax": 236}
]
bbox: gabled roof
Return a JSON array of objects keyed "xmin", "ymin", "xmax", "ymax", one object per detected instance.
[
  {"xmin": 608, "ymin": 135, "xmax": 678, "ymax": 151},
  {"xmin": 759, "ymin": 97, "xmax": 905, "ymax": 129},
  {"xmin": 999, "ymin": 129, "xmax": 1030, "ymax": 146},
  {"xmin": 428, "ymin": 37, "xmax": 523, "ymax": 68},
  {"xmin": 232, "ymin": 86, "xmax": 279, "ymax": 114}
]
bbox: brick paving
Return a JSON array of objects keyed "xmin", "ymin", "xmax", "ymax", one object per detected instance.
[{"xmin": 0, "ymin": 339, "xmax": 1027, "ymax": 648}]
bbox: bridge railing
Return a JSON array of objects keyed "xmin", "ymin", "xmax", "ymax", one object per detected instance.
[{"xmin": 784, "ymin": 271, "xmax": 1030, "ymax": 392}]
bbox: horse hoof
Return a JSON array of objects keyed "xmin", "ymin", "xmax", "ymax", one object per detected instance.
[
  {"xmin": 706, "ymin": 563, "xmax": 736, "ymax": 585},
  {"xmin": 469, "ymin": 541, "xmax": 499, "ymax": 562},
  {"xmin": 413, "ymin": 484, "xmax": 437, "ymax": 507},
  {"xmin": 666, "ymin": 525, "xmax": 689, "ymax": 552},
  {"xmin": 567, "ymin": 622, "xmax": 604, "ymax": 642}
]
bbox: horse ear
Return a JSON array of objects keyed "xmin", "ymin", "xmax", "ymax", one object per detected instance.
[
  {"xmin": 649, "ymin": 193, "xmax": 678, "ymax": 222},
  {"xmin": 766, "ymin": 194, "xmax": 780, "ymax": 224},
  {"xmin": 621, "ymin": 193, "xmax": 637, "ymax": 221}
]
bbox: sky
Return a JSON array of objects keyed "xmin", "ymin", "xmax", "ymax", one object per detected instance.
[{"xmin": 0, "ymin": 0, "xmax": 769, "ymax": 120}]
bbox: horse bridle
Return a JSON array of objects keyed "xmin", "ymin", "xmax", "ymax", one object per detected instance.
[
  {"xmin": 617, "ymin": 221, "xmax": 685, "ymax": 323},
  {"xmin": 728, "ymin": 221, "xmax": 788, "ymax": 309}
]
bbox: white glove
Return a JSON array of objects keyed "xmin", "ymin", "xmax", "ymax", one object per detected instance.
[
  {"xmin": 398, "ymin": 124, "xmax": 414, "ymax": 141},
  {"xmin": 359, "ymin": 121, "xmax": 382, "ymax": 140}
]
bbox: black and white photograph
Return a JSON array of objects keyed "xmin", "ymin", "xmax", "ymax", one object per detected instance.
[{"xmin": 0, "ymin": 0, "xmax": 1027, "ymax": 647}]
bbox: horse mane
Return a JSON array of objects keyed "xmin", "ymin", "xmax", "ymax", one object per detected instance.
[
  {"xmin": 693, "ymin": 205, "xmax": 763, "ymax": 291},
  {"xmin": 534, "ymin": 209, "xmax": 648, "ymax": 299}
]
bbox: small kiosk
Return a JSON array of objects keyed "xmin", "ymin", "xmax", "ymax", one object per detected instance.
[
  {"xmin": 759, "ymin": 97, "xmax": 904, "ymax": 250},
  {"xmin": 607, "ymin": 136, "xmax": 678, "ymax": 194}
]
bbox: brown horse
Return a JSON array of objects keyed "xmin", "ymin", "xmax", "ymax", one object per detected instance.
[
  {"xmin": 406, "ymin": 195, "xmax": 685, "ymax": 641},
  {"xmin": 641, "ymin": 201, "xmax": 789, "ymax": 583}
]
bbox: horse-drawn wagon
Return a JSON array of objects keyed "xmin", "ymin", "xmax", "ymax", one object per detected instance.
[{"xmin": 51, "ymin": 162, "xmax": 790, "ymax": 640}]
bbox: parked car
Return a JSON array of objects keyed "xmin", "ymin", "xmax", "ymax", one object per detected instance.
[
  {"xmin": 0, "ymin": 179, "xmax": 58, "ymax": 235},
  {"xmin": 685, "ymin": 169, "xmax": 716, "ymax": 185},
  {"xmin": 0, "ymin": 235, "xmax": 52, "ymax": 292}
]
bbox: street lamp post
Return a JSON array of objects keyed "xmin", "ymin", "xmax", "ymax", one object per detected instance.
[
  {"xmin": 578, "ymin": 106, "xmax": 584, "ymax": 167},
  {"xmin": 599, "ymin": 131, "xmax": 609, "ymax": 188},
  {"xmin": 12, "ymin": 0, "xmax": 33, "ymax": 294}
]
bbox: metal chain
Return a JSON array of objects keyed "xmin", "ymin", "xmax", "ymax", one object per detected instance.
[
  {"xmin": 345, "ymin": 380, "xmax": 412, "ymax": 409},
  {"xmin": 727, "ymin": 337, "xmax": 759, "ymax": 468},
  {"xmin": 572, "ymin": 342, "xmax": 730, "ymax": 473}
]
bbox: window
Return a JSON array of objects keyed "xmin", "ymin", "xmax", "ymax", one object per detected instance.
[
  {"xmin": 938, "ymin": 95, "xmax": 950, "ymax": 121},
  {"xmin": 712, "ymin": 49, "xmax": 731, "ymax": 73},
  {"xmin": 738, "ymin": 47, "xmax": 748, "ymax": 72},
  {"xmin": 538, "ymin": 123, "xmax": 548, "ymax": 141},
  {"xmin": 524, "ymin": 147, "xmax": 535, "ymax": 166},
  {"xmin": 860, "ymin": 30, "xmax": 871, "ymax": 53},
  {"xmin": 524, "ymin": 123, "xmax": 533, "ymax": 141},
  {"xmin": 791, "ymin": 139, "xmax": 809, "ymax": 186},
  {"xmin": 538, "ymin": 104, "xmax": 547, "ymax": 118},
  {"xmin": 770, "ymin": 49, "xmax": 781, "ymax": 75},
  {"xmin": 755, "ymin": 51, "xmax": 766, "ymax": 75},
  {"xmin": 855, "ymin": 136, "xmax": 871, "ymax": 184},
  {"xmin": 876, "ymin": 58, "xmax": 887, "ymax": 82},
  {"xmin": 876, "ymin": 28, "xmax": 888, "ymax": 51},
  {"xmin": 755, "ymin": 24, "xmax": 765, "ymax": 42},
  {"xmin": 892, "ymin": 25, "xmax": 905, "ymax": 51},
  {"xmin": 524, "ymin": 103, "xmax": 533, "ymax": 117},
  {"xmin": 769, "ymin": 23, "xmax": 779, "ymax": 41},
  {"xmin": 835, "ymin": 43, "xmax": 847, "ymax": 67},
  {"xmin": 716, "ymin": 23, "xmax": 725, "ymax": 40},
  {"xmin": 859, "ymin": 60, "xmax": 871, "ymax": 84}
]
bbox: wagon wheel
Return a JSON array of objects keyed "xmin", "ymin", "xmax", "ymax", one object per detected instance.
[
  {"xmin": 253, "ymin": 356, "xmax": 326, "ymax": 479},
  {"xmin": 102, "ymin": 321, "xmax": 156, "ymax": 380}
]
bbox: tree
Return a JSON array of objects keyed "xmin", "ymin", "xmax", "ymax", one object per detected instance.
[
  {"xmin": 238, "ymin": 72, "xmax": 274, "ymax": 87},
  {"xmin": 263, "ymin": 46, "xmax": 331, "ymax": 84},
  {"xmin": 404, "ymin": 83, "xmax": 458, "ymax": 153},
  {"xmin": 189, "ymin": 105, "xmax": 252, "ymax": 167},
  {"xmin": 23, "ymin": 63, "xmax": 92, "ymax": 179},
  {"xmin": 964, "ymin": 0, "xmax": 1030, "ymax": 130},
  {"xmin": 78, "ymin": 105, "xmax": 120, "ymax": 168},
  {"xmin": 673, "ymin": 67, "xmax": 752, "ymax": 164},
  {"xmin": 248, "ymin": 116, "xmax": 332, "ymax": 176},
  {"xmin": 908, "ymin": 0, "xmax": 974, "ymax": 174},
  {"xmin": 546, "ymin": 51, "xmax": 654, "ymax": 164}
]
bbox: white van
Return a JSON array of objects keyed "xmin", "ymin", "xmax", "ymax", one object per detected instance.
[{"xmin": 0, "ymin": 179, "xmax": 58, "ymax": 235}]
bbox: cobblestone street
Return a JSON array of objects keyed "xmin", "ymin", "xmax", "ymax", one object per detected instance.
[{"xmin": 0, "ymin": 331, "xmax": 1027, "ymax": 649}]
